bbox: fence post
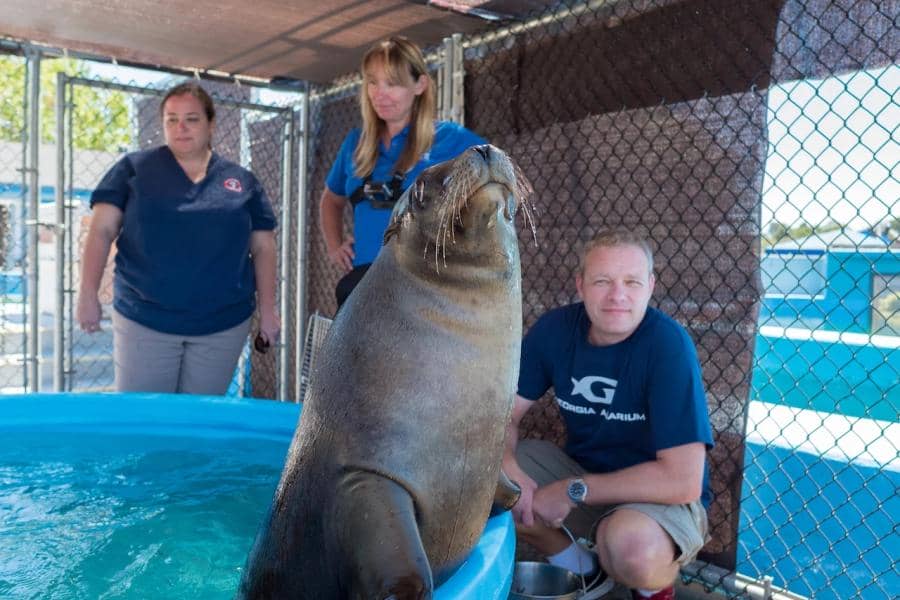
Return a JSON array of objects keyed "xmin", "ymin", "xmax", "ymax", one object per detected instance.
[
  {"xmin": 294, "ymin": 87, "xmax": 310, "ymax": 403},
  {"xmin": 438, "ymin": 34, "xmax": 465, "ymax": 125},
  {"xmin": 278, "ymin": 110, "xmax": 294, "ymax": 402},
  {"xmin": 54, "ymin": 72, "xmax": 67, "ymax": 391},
  {"xmin": 440, "ymin": 36, "xmax": 452, "ymax": 122},
  {"xmin": 24, "ymin": 50, "xmax": 41, "ymax": 392},
  {"xmin": 449, "ymin": 33, "xmax": 464, "ymax": 126}
]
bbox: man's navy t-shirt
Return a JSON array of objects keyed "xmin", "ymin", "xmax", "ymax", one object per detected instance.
[
  {"xmin": 90, "ymin": 146, "xmax": 276, "ymax": 336},
  {"xmin": 518, "ymin": 303, "xmax": 715, "ymax": 508}
]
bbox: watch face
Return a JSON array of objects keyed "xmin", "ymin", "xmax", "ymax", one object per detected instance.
[{"xmin": 568, "ymin": 479, "xmax": 587, "ymax": 503}]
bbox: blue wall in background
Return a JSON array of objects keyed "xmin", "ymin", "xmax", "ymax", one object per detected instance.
[
  {"xmin": 0, "ymin": 182, "xmax": 93, "ymax": 204},
  {"xmin": 761, "ymin": 249, "xmax": 900, "ymax": 334}
]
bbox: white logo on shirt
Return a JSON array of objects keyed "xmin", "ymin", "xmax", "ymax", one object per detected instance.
[
  {"xmin": 570, "ymin": 376, "xmax": 616, "ymax": 405},
  {"xmin": 556, "ymin": 397, "xmax": 646, "ymax": 421}
]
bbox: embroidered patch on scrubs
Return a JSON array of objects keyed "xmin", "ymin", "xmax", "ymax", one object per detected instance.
[{"xmin": 224, "ymin": 178, "xmax": 243, "ymax": 192}]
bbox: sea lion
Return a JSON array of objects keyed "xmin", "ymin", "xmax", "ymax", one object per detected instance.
[{"xmin": 237, "ymin": 144, "xmax": 532, "ymax": 599}]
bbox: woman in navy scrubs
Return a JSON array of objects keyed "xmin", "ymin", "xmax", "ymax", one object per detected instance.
[
  {"xmin": 76, "ymin": 82, "xmax": 279, "ymax": 395},
  {"xmin": 319, "ymin": 36, "xmax": 485, "ymax": 308}
]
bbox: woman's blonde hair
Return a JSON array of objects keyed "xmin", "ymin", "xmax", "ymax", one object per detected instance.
[{"xmin": 354, "ymin": 36, "xmax": 436, "ymax": 177}]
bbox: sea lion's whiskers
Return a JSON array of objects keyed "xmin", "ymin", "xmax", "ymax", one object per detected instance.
[
  {"xmin": 433, "ymin": 208, "xmax": 447, "ymax": 272},
  {"xmin": 512, "ymin": 164, "xmax": 538, "ymax": 244},
  {"xmin": 519, "ymin": 200, "xmax": 537, "ymax": 244},
  {"xmin": 435, "ymin": 194, "xmax": 453, "ymax": 268},
  {"xmin": 434, "ymin": 167, "xmax": 469, "ymax": 270}
]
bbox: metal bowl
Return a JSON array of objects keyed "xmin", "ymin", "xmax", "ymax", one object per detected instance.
[{"xmin": 508, "ymin": 561, "xmax": 582, "ymax": 599}]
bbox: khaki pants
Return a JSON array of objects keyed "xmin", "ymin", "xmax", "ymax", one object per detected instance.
[
  {"xmin": 112, "ymin": 309, "xmax": 251, "ymax": 395},
  {"xmin": 516, "ymin": 439, "xmax": 709, "ymax": 566}
]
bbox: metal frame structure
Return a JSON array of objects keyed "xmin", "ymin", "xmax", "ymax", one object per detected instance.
[{"xmin": 0, "ymin": 1, "xmax": 896, "ymax": 597}]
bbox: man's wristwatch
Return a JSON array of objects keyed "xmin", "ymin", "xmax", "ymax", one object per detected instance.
[{"xmin": 567, "ymin": 478, "xmax": 588, "ymax": 505}]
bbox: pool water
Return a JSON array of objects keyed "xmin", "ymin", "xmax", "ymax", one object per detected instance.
[
  {"xmin": 738, "ymin": 402, "xmax": 899, "ymax": 599},
  {"xmin": 0, "ymin": 431, "xmax": 287, "ymax": 599}
]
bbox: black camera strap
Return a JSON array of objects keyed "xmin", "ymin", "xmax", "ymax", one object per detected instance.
[{"xmin": 350, "ymin": 171, "xmax": 405, "ymax": 208}]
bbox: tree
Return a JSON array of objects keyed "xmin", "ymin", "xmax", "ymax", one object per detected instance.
[
  {"xmin": 884, "ymin": 217, "xmax": 900, "ymax": 246},
  {"xmin": 0, "ymin": 56, "xmax": 132, "ymax": 151},
  {"xmin": 763, "ymin": 222, "xmax": 788, "ymax": 248},
  {"xmin": 0, "ymin": 55, "xmax": 27, "ymax": 142},
  {"xmin": 763, "ymin": 219, "xmax": 843, "ymax": 248}
]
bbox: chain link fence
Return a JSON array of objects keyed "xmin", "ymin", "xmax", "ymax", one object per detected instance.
[
  {"xmin": 302, "ymin": 1, "xmax": 897, "ymax": 599},
  {"xmin": 0, "ymin": 52, "xmax": 30, "ymax": 393},
  {"xmin": 59, "ymin": 75, "xmax": 297, "ymax": 398},
  {"xmin": 0, "ymin": 52, "xmax": 299, "ymax": 399},
  {"xmin": 0, "ymin": 0, "xmax": 896, "ymax": 597}
]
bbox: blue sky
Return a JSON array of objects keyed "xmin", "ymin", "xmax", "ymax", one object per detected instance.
[{"xmin": 762, "ymin": 64, "xmax": 898, "ymax": 231}]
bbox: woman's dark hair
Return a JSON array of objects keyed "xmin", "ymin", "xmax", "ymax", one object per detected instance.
[{"xmin": 159, "ymin": 82, "xmax": 216, "ymax": 121}]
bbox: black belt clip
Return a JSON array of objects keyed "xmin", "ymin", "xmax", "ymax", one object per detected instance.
[{"xmin": 362, "ymin": 181, "xmax": 397, "ymax": 209}]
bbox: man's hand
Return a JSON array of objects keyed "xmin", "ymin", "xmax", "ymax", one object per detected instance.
[
  {"xmin": 327, "ymin": 237, "xmax": 355, "ymax": 272},
  {"xmin": 532, "ymin": 480, "xmax": 574, "ymax": 529},
  {"xmin": 504, "ymin": 461, "xmax": 539, "ymax": 527}
]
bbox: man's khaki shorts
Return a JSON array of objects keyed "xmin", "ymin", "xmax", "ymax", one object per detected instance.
[{"xmin": 516, "ymin": 439, "xmax": 709, "ymax": 567}]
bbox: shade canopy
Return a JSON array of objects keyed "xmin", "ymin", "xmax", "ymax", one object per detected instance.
[{"xmin": 0, "ymin": 0, "xmax": 555, "ymax": 84}]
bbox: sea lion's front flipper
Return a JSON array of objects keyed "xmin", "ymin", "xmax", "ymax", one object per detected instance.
[
  {"xmin": 489, "ymin": 469, "xmax": 521, "ymax": 516},
  {"xmin": 335, "ymin": 471, "xmax": 433, "ymax": 600}
]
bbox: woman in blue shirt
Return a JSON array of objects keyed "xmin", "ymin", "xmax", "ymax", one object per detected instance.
[
  {"xmin": 319, "ymin": 36, "xmax": 485, "ymax": 308},
  {"xmin": 76, "ymin": 82, "xmax": 279, "ymax": 395}
]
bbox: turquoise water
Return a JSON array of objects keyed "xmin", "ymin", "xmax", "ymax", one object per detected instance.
[{"xmin": 0, "ymin": 431, "xmax": 287, "ymax": 600}]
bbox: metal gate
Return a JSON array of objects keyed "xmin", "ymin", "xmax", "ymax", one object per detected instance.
[{"xmin": 54, "ymin": 74, "xmax": 300, "ymax": 398}]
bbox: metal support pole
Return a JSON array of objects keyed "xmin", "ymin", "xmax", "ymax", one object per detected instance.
[
  {"xmin": 440, "ymin": 37, "xmax": 453, "ymax": 122},
  {"xmin": 450, "ymin": 33, "xmax": 465, "ymax": 126},
  {"xmin": 277, "ymin": 111, "xmax": 294, "ymax": 402},
  {"xmin": 65, "ymin": 90, "xmax": 76, "ymax": 392},
  {"xmin": 24, "ymin": 51, "xmax": 42, "ymax": 391},
  {"xmin": 54, "ymin": 72, "xmax": 67, "ymax": 391},
  {"xmin": 681, "ymin": 561, "xmax": 809, "ymax": 600},
  {"xmin": 294, "ymin": 87, "xmax": 310, "ymax": 403},
  {"xmin": 439, "ymin": 35, "xmax": 465, "ymax": 125}
]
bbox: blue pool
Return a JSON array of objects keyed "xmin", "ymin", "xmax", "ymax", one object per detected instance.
[
  {"xmin": 737, "ymin": 401, "xmax": 899, "ymax": 599},
  {"xmin": 0, "ymin": 393, "xmax": 515, "ymax": 599}
]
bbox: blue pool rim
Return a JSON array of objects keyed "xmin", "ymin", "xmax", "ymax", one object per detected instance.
[{"xmin": 1, "ymin": 392, "xmax": 515, "ymax": 599}]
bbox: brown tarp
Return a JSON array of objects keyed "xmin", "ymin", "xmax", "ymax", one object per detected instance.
[{"xmin": 304, "ymin": 0, "xmax": 784, "ymax": 570}]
